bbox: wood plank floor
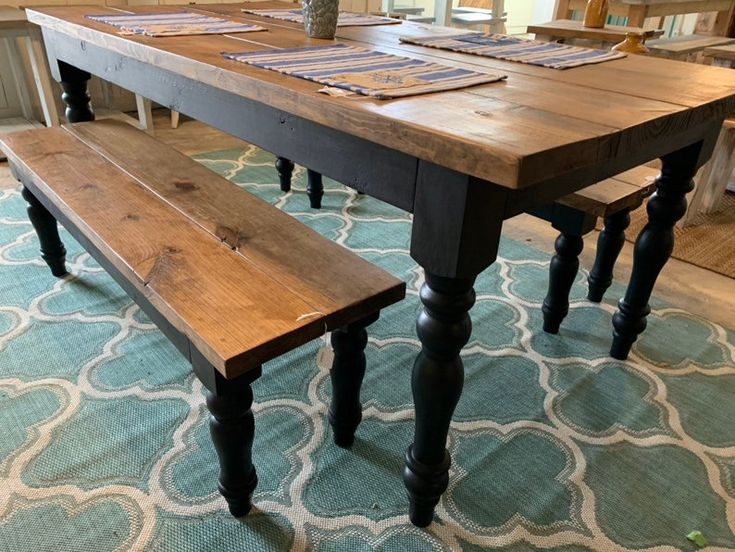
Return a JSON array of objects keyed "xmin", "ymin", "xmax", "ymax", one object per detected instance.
[{"xmin": 1, "ymin": 110, "xmax": 733, "ymax": 328}]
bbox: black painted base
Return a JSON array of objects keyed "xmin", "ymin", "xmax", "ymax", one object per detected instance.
[
  {"xmin": 404, "ymin": 273, "xmax": 475, "ymax": 527},
  {"xmin": 307, "ymin": 170, "xmax": 324, "ymax": 209},
  {"xmin": 276, "ymin": 157, "xmax": 295, "ymax": 192},
  {"xmin": 328, "ymin": 313, "xmax": 379, "ymax": 448},
  {"xmin": 206, "ymin": 375, "xmax": 259, "ymax": 517},
  {"xmin": 587, "ymin": 210, "xmax": 630, "ymax": 303},
  {"xmin": 542, "ymin": 232, "xmax": 583, "ymax": 334},
  {"xmin": 21, "ymin": 186, "xmax": 68, "ymax": 278}
]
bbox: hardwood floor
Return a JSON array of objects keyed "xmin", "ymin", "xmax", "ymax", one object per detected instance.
[{"xmin": 1, "ymin": 109, "xmax": 733, "ymax": 328}]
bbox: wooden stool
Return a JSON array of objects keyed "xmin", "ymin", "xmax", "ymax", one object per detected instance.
[{"xmin": 0, "ymin": 6, "xmax": 58, "ymax": 127}]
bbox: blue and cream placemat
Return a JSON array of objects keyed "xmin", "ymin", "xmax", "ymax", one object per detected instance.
[
  {"xmin": 86, "ymin": 12, "xmax": 266, "ymax": 37},
  {"xmin": 223, "ymin": 43, "xmax": 505, "ymax": 99},
  {"xmin": 400, "ymin": 33, "xmax": 625, "ymax": 69},
  {"xmin": 242, "ymin": 8, "xmax": 401, "ymax": 26}
]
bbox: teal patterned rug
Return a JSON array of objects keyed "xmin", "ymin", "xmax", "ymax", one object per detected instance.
[{"xmin": 1, "ymin": 146, "xmax": 734, "ymax": 551}]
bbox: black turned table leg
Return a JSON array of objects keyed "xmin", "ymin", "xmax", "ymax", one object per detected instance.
[
  {"xmin": 542, "ymin": 231, "xmax": 584, "ymax": 334},
  {"xmin": 587, "ymin": 209, "xmax": 631, "ymax": 303},
  {"xmin": 275, "ymin": 157, "xmax": 294, "ymax": 192},
  {"xmin": 611, "ymin": 144, "xmax": 701, "ymax": 360},
  {"xmin": 58, "ymin": 61, "xmax": 93, "ymax": 123},
  {"xmin": 403, "ymin": 273, "xmax": 475, "ymax": 527},
  {"xmin": 21, "ymin": 186, "xmax": 67, "ymax": 277},
  {"xmin": 205, "ymin": 371, "xmax": 259, "ymax": 517},
  {"xmin": 328, "ymin": 312, "xmax": 380, "ymax": 448},
  {"xmin": 307, "ymin": 169, "xmax": 324, "ymax": 209}
]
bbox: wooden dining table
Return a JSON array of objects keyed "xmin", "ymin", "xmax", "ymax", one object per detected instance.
[{"xmin": 25, "ymin": 1, "xmax": 735, "ymax": 527}]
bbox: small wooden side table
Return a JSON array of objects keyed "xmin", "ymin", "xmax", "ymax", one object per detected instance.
[
  {"xmin": 527, "ymin": 19, "xmax": 663, "ymax": 46},
  {"xmin": 0, "ymin": 6, "xmax": 58, "ymax": 127}
]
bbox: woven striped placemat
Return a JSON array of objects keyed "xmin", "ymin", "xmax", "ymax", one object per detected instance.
[
  {"xmin": 241, "ymin": 8, "xmax": 401, "ymax": 26},
  {"xmin": 400, "ymin": 33, "xmax": 625, "ymax": 69},
  {"xmin": 223, "ymin": 43, "xmax": 505, "ymax": 99},
  {"xmin": 86, "ymin": 12, "xmax": 266, "ymax": 37}
]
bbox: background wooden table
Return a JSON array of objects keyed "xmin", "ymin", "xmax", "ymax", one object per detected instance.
[
  {"xmin": 26, "ymin": 1, "xmax": 735, "ymax": 527},
  {"xmin": 554, "ymin": 0, "xmax": 735, "ymax": 35}
]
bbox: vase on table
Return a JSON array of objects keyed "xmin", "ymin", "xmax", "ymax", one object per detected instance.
[
  {"xmin": 303, "ymin": 0, "xmax": 339, "ymax": 39},
  {"xmin": 583, "ymin": 0, "xmax": 609, "ymax": 28},
  {"xmin": 612, "ymin": 32, "xmax": 650, "ymax": 54}
]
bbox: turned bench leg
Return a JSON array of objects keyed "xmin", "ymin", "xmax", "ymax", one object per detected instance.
[
  {"xmin": 306, "ymin": 169, "xmax": 324, "ymax": 209},
  {"xmin": 587, "ymin": 209, "xmax": 631, "ymax": 303},
  {"xmin": 21, "ymin": 186, "xmax": 68, "ymax": 277},
  {"xmin": 203, "ymin": 367, "xmax": 261, "ymax": 517},
  {"xmin": 275, "ymin": 157, "xmax": 294, "ymax": 192},
  {"xmin": 328, "ymin": 312, "xmax": 379, "ymax": 448},
  {"xmin": 542, "ymin": 231, "xmax": 584, "ymax": 333},
  {"xmin": 542, "ymin": 206, "xmax": 596, "ymax": 334}
]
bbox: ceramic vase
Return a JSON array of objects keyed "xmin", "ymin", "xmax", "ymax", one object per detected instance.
[{"xmin": 303, "ymin": 0, "xmax": 339, "ymax": 39}]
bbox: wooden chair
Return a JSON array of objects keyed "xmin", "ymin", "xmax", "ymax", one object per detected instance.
[
  {"xmin": 451, "ymin": 0, "xmax": 506, "ymax": 33},
  {"xmin": 0, "ymin": 6, "xmax": 58, "ymax": 127},
  {"xmin": 0, "ymin": 119, "xmax": 405, "ymax": 518}
]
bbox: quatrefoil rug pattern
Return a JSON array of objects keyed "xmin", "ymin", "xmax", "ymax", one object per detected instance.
[{"xmin": 1, "ymin": 147, "xmax": 734, "ymax": 551}]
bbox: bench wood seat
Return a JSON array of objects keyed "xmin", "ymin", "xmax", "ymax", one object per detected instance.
[
  {"xmin": 646, "ymin": 34, "xmax": 735, "ymax": 58},
  {"xmin": 0, "ymin": 120, "xmax": 405, "ymax": 380},
  {"xmin": 557, "ymin": 165, "xmax": 658, "ymax": 218}
]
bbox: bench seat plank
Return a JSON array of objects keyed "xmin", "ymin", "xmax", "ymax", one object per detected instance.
[
  {"xmin": 557, "ymin": 165, "xmax": 658, "ymax": 217},
  {"xmin": 64, "ymin": 120, "xmax": 403, "ymax": 330},
  {"xmin": 1, "ymin": 124, "xmax": 405, "ymax": 378}
]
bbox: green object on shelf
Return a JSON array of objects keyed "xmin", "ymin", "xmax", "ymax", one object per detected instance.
[{"xmin": 686, "ymin": 530, "xmax": 708, "ymax": 548}]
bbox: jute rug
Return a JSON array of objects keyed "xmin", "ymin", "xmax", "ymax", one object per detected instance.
[
  {"xmin": 626, "ymin": 192, "xmax": 735, "ymax": 278},
  {"xmin": 1, "ymin": 147, "xmax": 734, "ymax": 551}
]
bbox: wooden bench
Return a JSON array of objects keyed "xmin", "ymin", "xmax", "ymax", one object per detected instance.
[
  {"xmin": 527, "ymin": 19, "xmax": 664, "ymax": 47},
  {"xmin": 646, "ymin": 34, "xmax": 735, "ymax": 62},
  {"xmin": 0, "ymin": 119, "xmax": 405, "ymax": 517},
  {"xmin": 530, "ymin": 165, "xmax": 659, "ymax": 333}
]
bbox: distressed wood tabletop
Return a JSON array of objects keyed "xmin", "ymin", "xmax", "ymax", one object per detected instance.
[{"xmin": 26, "ymin": 2, "xmax": 735, "ymax": 191}]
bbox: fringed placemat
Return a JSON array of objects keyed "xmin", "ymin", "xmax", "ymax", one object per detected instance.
[
  {"xmin": 241, "ymin": 8, "xmax": 401, "ymax": 26},
  {"xmin": 223, "ymin": 43, "xmax": 505, "ymax": 99},
  {"xmin": 400, "ymin": 33, "xmax": 625, "ymax": 69},
  {"xmin": 86, "ymin": 12, "xmax": 266, "ymax": 37}
]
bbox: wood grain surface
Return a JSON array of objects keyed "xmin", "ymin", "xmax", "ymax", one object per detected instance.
[
  {"xmin": 0, "ymin": 123, "xmax": 404, "ymax": 378},
  {"xmin": 26, "ymin": 2, "xmax": 735, "ymax": 190}
]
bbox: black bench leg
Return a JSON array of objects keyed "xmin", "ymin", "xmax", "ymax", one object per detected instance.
[
  {"xmin": 21, "ymin": 186, "xmax": 68, "ymax": 278},
  {"xmin": 275, "ymin": 157, "xmax": 294, "ymax": 192},
  {"xmin": 58, "ymin": 61, "xmax": 94, "ymax": 123},
  {"xmin": 404, "ymin": 273, "xmax": 475, "ymax": 528},
  {"xmin": 307, "ymin": 169, "xmax": 324, "ymax": 209},
  {"xmin": 542, "ymin": 231, "xmax": 584, "ymax": 334},
  {"xmin": 611, "ymin": 143, "xmax": 700, "ymax": 360},
  {"xmin": 541, "ymin": 206, "xmax": 597, "ymax": 334},
  {"xmin": 587, "ymin": 209, "xmax": 631, "ymax": 303},
  {"xmin": 328, "ymin": 312, "xmax": 380, "ymax": 448},
  {"xmin": 205, "ymin": 370, "xmax": 259, "ymax": 517}
]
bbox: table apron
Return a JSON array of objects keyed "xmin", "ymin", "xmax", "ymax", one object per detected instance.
[{"xmin": 41, "ymin": 27, "xmax": 419, "ymax": 213}]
